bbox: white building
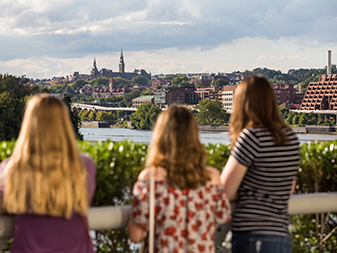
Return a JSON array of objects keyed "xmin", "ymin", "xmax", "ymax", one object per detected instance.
[{"xmin": 222, "ymin": 85, "xmax": 237, "ymax": 110}]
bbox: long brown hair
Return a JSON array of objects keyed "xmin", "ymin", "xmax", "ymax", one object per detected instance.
[
  {"xmin": 230, "ymin": 75, "xmax": 290, "ymax": 147},
  {"xmin": 146, "ymin": 105, "xmax": 210, "ymax": 189},
  {"xmin": 2, "ymin": 94, "xmax": 88, "ymax": 218}
]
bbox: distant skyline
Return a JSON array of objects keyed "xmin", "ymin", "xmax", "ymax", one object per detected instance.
[{"xmin": 0, "ymin": 0, "xmax": 336, "ymax": 79}]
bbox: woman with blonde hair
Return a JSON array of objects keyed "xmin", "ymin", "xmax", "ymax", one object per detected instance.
[
  {"xmin": 220, "ymin": 75, "xmax": 300, "ymax": 253},
  {"xmin": 0, "ymin": 94, "xmax": 96, "ymax": 252},
  {"xmin": 128, "ymin": 105, "xmax": 231, "ymax": 253}
]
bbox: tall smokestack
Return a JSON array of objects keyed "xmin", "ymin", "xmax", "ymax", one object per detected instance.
[{"xmin": 328, "ymin": 50, "xmax": 332, "ymax": 75}]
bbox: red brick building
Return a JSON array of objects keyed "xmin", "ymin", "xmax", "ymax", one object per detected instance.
[
  {"xmin": 195, "ymin": 87, "xmax": 222, "ymax": 101},
  {"xmin": 272, "ymin": 84, "xmax": 296, "ymax": 105},
  {"xmin": 108, "ymin": 78, "xmax": 116, "ymax": 92},
  {"xmin": 300, "ymin": 74, "xmax": 337, "ymax": 110},
  {"xmin": 166, "ymin": 87, "xmax": 198, "ymax": 107}
]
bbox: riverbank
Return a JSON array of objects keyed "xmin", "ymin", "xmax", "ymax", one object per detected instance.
[
  {"xmin": 198, "ymin": 125, "xmax": 337, "ymax": 134},
  {"xmin": 81, "ymin": 121, "xmax": 337, "ymax": 135}
]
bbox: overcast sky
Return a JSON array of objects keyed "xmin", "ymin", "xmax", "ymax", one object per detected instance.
[{"xmin": 0, "ymin": 0, "xmax": 336, "ymax": 79}]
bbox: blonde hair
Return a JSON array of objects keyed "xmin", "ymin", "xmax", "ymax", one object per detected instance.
[
  {"xmin": 146, "ymin": 105, "xmax": 210, "ymax": 189},
  {"xmin": 2, "ymin": 94, "xmax": 88, "ymax": 218},
  {"xmin": 230, "ymin": 75, "xmax": 289, "ymax": 147}
]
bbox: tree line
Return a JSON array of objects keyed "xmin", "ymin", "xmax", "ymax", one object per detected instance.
[
  {"xmin": 279, "ymin": 108, "xmax": 336, "ymax": 126},
  {"xmin": 45, "ymin": 65, "xmax": 337, "ymax": 102},
  {"xmin": 0, "ymin": 74, "xmax": 83, "ymax": 141}
]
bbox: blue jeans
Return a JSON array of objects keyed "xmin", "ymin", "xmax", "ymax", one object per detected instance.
[{"xmin": 232, "ymin": 232, "xmax": 292, "ymax": 253}]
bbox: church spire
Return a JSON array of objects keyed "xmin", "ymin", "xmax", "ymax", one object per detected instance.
[
  {"xmin": 91, "ymin": 58, "xmax": 99, "ymax": 77},
  {"xmin": 93, "ymin": 58, "xmax": 97, "ymax": 69},
  {"xmin": 119, "ymin": 49, "xmax": 125, "ymax": 74}
]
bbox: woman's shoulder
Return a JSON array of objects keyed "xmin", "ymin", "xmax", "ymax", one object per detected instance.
[
  {"xmin": 80, "ymin": 154, "xmax": 95, "ymax": 168},
  {"xmin": 138, "ymin": 167, "xmax": 167, "ymax": 181},
  {"xmin": 205, "ymin": 166, "xmax": 221, "ymax": 185},
  {"xmin": 80, "ymin": 154, "xmax": 96, "ymax": 180}
]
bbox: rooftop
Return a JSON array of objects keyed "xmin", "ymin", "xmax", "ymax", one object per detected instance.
[{"xmin": 133, "ymin": 95, "xmax": 154, "ymax": 100}]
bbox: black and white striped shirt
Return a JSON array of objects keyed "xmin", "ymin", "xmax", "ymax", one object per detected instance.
[{"xmin": 231, "ymin": 127, "xmax": 300, "ymax": 236}]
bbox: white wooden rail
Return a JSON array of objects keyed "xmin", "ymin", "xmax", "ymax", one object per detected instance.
[{"xmin": 1, "ymin": 192, "xmax": 337, "ymax": 248}]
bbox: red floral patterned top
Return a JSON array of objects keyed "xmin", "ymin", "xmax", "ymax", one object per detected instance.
[{"xmin": 131, "ymin": 180, "xmax": 231, "ymax": 253}]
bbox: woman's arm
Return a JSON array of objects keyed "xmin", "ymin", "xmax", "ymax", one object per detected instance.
[
  {"xmin": 127, "ymin": 219, "xmax": 147, "ymax": 243},
  {"xmin": 220, "ymin": 155, "xmax": 248, "ymax": 201},
  {"xmin": 0, "ymin": 159, "xmax": 9, "ymax": 214},
  {"xmin": 290, "ymin": 177, "xmax": 297, "ymax": 196}
]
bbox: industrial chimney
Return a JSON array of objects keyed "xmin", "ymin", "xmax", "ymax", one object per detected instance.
[{"xmin": 328, "ymin": 50, "xmax": 332, "ymax": 75}]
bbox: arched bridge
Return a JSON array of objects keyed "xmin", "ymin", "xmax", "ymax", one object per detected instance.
[{"xmin": 71, "ymin": 103, "xmax": 137, "ymax": 113}]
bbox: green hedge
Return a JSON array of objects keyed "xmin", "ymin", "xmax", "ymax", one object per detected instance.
[{"xmin": 0, "ymin": 140, "xmax": 336, "ymax": 252}]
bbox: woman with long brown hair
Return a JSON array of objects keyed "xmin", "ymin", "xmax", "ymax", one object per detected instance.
[
  {"xmin": 128, "ymin": 105, "xmax": 231, "ymax": 252},
  {"xmin": 220, "ymin": 75, "xmax": 300, "ymax": 253},
  {"xmin": 0, "ymin": 94, "xmax": 96, "ymax": 252}
]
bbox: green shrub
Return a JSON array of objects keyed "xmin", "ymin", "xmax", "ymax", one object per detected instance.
[{"xmin": 1, "ymin": 139, "xmax": 336, "ymax": 252}]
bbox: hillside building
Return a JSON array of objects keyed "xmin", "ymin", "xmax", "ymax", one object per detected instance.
[
  {"xmin": 195, "ymin": 87, "xmax": 222, "ymax": 101},
  {"xmin": 272, "ymin": 83, "xmax": 303, "ymax": 107},
  {"xmin": 73, "ymin": 50, "xmax": 151, "ymax": 82},
  {"xmin": 300, "ymin": 74, "xmax": 337, "ymax": 110},
  {"xmin": 154, "ymin": 91, "xmax": 167, "ymax": 107},
  {"xmin": 132, "ymin": 96, "xmax": 154, "ymax": 107},
  {"xmin": 222, "ymin": 85, "xmax": 237, "ymax": 110},
  {"xmin": 166, "ymin": 87, "xmax": 199, "ymax": 107}
]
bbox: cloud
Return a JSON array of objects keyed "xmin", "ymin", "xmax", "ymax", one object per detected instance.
[
  {"xmin": 0, "ymin": 0, "xmax": 337, "ymax": 78},
  {"xmin": 1, "ymin": 37, "xmax": 335, "ymax": 79}
]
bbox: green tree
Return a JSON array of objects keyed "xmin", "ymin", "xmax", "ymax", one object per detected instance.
[
  {"xmin": 39, "ymin": 86, "xmax": 50, "ymax": 93},
  {"xmin": 96, "ymin": 111, "xmax": 105, "ymax": 122},
  {"xmin": 78, "ymin": 110, "xmax": 90, "ymax": 121},
  {"xmin": 307, "ymin": 112, "xmax": 316, "ymax": 125},
  {"xmin": 196, "ymin": 99, "xmax": 227, "ymax": 125},
  {"xmin": 88, "ymin": 111, "xmax": 97, "ymax": 121},
  {"xmin": 70, "ymin": 79, "xmax": 88, "ymax": 92},
  {"xmin": 140, "ymin": 90, "xmax": 155, "ymax": 96},
  {"xmin": 211, "ymin": 78, "xmax": 229, "ymax": 87},
  {"xmin": 129, "ymin": 103, "xmax": 162, "ymax": 129},
  {"xmin": 298, "ymin": 113, "xmax": 308, "ymax": 126},
  {"xmin": 121, "ymin": 89, "xmax": 143, "ymax": 107},
  {"xmin": 113, "ymin": 77, "xmax": 132, "ymax": 88},
  {"xmin": 286, "ymin": 112, "xmax": 295, "ymax": 125},
  {"xmin": 292, "ymin": 113, "xmax": 300, "ymax": 125},
  {"xmin": 0, "ymin": 74, "xmax": 39, "ymax": 99},
  {"xmin": 96, "ymin": 111, "xmax": 116, "ymax": 122},
  {"xmin": 278, "ymin": 107, "xmax": 289, "ymax": 120},
  {"xmin": 0, "ymin": 75, "xmax": 40, "ymax": 141},
  {"xmin": 195, "ymin": 82, "xmax": 204, "ymax": 88},
  {"xmin": 117, "ymin": 110, "xmax": 125, "ymax": 120},
  {"xmin": 317, "ymin": 113, "xmax": 324, "ymax": 125},
  {"xmin": 89, "ymin": 77, "xmax": 109, "ymax": 87},
  {"xmin": 0, "ymin": 92, "xmax": 25, "ymax": 141},
  {"xmin": 170, "ymin": 75, "xmax": 195, "ymax": 88},
  {"xmin": 62, "ymin": 96, "xmax": 83, "ymax": 140},
  {"xmin": 131, "ymin": 76, "xmax": 148, "ymax": 86},
  {"xmin": 324, "ymin": 118, "xmax": 330, "ymax": 126}
]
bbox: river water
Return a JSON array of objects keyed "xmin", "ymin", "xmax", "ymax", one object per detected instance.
[{"xmin": 80, "ymin": 128, "xmax": 337, "ymax": 145}]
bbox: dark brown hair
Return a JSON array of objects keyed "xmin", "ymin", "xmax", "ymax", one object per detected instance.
[{"xmin": 230, "ymin": 75, "xmax": 290, "ymax": 146}]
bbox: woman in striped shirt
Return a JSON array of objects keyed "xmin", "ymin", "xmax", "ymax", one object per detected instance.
[{"xmin": 220, "ymin": 75, "xmax": 300, "ymax": 253}]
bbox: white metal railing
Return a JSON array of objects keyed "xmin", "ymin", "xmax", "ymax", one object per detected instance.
[{"xmin": 1, "ymin": 192, "xmax": 337, "ymax": 248}]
